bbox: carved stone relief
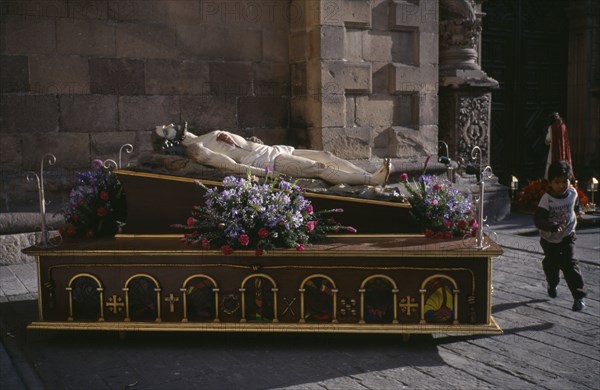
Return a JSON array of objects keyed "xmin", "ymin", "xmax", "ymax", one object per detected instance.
[{"xmin": 457, "ymin": 95, "xmax": 490, "ymax": 164}]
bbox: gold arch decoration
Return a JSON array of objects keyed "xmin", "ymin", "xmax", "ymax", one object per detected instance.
[
  {"xmin": 180, "ymin": 274, "xmax": 220, "ymax": 323},
  {"xmin": 123, "ymin": 273, "xmax": 162, "ymax": 322},
  {"xmin": 66, "ymin": 273, "xmax": 104, "ymax": 322},
  {"xmin": 299, "ymin": 274, "xmax": 338, "ymax": 324},
  {"xmin": 239, "ymin": 273, "xmax": 279, "ymax": 323},
  {"xmin": 358, "ymin": 274, "xmax": 399, "ymax": 324},
  {"xmin": 419, "ymin": 274, "xmax": 460, "ymax": 325}
]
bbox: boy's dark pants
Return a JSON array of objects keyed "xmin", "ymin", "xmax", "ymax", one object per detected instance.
[{"xmin": 540, "ymin": 234, "xmax": 586, "ymax": 299}]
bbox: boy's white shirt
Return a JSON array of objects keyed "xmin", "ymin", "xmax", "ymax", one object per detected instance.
[{"xmin": 538, "ymin": 186, "xmax": 578, "ymax": 243}]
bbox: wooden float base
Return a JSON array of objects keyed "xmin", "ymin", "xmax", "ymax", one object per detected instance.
[{"xmin": 24, "ymin": 235, "xmax": 503, "ymax": 336}]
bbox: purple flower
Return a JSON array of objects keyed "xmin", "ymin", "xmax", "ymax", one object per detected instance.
[
  {"xmin": 402, "ymin": 174, "xmax": 474, "ymax": 239},
  {"xmin": 179, "ymin": 175, "xmax": 356, "ymax": 251}
]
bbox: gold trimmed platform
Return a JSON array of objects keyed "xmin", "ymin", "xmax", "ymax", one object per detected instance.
[
  {"xmin": 27, "ymin": 317, "xmax": 502, "ymax": 335},
  {"xmin": 24, "ymin": 235, "xmax": 503, "ymax": 336}
]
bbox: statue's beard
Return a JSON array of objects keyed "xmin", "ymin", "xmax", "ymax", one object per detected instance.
[{"xmin": 158, "ymin": 126, "xmax": 186, "ymax": 155}]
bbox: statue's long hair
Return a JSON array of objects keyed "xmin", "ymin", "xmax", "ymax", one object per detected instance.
[{"xmin": 151, "ymin": 130, "xmax": 165, "ymax": 152}]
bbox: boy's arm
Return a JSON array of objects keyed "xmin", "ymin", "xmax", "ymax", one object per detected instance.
[
  {"xmin": 574, "ymin": 191, "xmax": 584, "ymax": 217},
  {"xmin": 534, "ymin": 207, "xmax": 561, "ymax": 232}
]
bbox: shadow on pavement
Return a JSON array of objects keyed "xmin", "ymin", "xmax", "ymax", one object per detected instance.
[
  {"xmin": 2, "ymin": 300, "xmax": 448, "ymax": 390},
  {"xmin": 492, "ymin": 299, "xmax": 549, "ymax": 313}
]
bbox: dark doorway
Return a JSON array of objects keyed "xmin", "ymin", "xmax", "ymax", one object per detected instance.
[{"xmin": 482, "ymin": 0, "xmax": 568, "ymax": 185}]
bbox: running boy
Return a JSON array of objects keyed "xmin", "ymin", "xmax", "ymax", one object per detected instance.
[{"xmin": 534, "ymin": 160, "xmax": 586, "ymax": 311}]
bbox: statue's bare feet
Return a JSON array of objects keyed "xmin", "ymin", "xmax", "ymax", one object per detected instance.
[{"xmin": 371, "ymin": 158, "xmax": 391, "ymax": 186}]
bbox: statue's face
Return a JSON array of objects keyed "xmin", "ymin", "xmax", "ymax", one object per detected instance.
[
  {"xmin": 155, "ymin": 124, "xmax": 177, "ymax": 140},
  {"xmin": 153, "ymin": 123, "xmax": 186, "ymax": 153}
]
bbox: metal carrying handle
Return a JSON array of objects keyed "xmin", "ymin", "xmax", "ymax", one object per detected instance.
[
  {"xmin": 462, "ymin": 146, "xmax": 496, "ymax": 250},
  {"xmin": 119, "ymin": 143, "xmax": 134, "ymax": 168},
  {"xmin": 104, "ymin": 143, "xmax": 135, "ymax": 170},
  {"xmin": 25, "ymin": 154, "xmax": 61, "ymax": 248}
]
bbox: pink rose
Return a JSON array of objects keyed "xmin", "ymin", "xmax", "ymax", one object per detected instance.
[
  {"xmin": 255, "ymin": 248, "xmax": 264, "ymax": 256},
  {"xmin": 306, "ymin": 221, "xmax": 317, "ymax": 232},
  {"xmin": 221, "ymin": 245, "xmax": 233, "ymax": 255},
  {"xmin": 305, "ymin": 204, "xmax": 314, "ymax": 214},
  {"xmin": 295, "ymin": 244, "xmax": 305, "ymax": 251},
  {"xmin": 433, "ymin": 184, "xmax": 442, "ymax": 191},
  {"xmin": 399, "ymin": 173, "xmax": 409, "ymax": 182},
  {"xmin": 66, "ymin": 225, "xmax": 77, "ymax": 236},
  {"xmin": 187, "ymin": 217, "xmax": 196, "ymax": 227},
  {"xmin": 239, "ymin": 234, "xmax": 250, "ymax": 246},
  {"xmin": 458, "ymin": 220, "xmax": 467, "ymax": 229},
  {"xmin": 201, "ymin": 239, "xmax": 210, "ymax": 249},
  {"xmin": 258, "ymin": 227, "xmax": 269, "ymax": 238},
  {"xmin": 424, "ymin": 229, "xmax": 434, "ymax": 238}
]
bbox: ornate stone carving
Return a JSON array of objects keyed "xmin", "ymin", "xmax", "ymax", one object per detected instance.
[
  {"xmin": 440, "ymin": 0, "xmax": 477, "ymax": 20},
  {"xmin": 439, "ymin": 19, "xmax": 482, "ymax": 51},
  {"xmin": 438, "ymin": 0, "xmax": 496, "ymax": 82},
  {"xmin": 457, "ymin": 95, "xmax": 490, "ymax": 164}
]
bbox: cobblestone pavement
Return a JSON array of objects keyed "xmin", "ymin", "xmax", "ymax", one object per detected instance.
[{"xmin": 1, "ymin": 213, "xmax": 598, "ymax": 389}]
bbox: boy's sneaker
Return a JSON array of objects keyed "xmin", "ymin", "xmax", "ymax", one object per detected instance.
[
  {"xmin": 547, "ymin": 287, "xmax": 557, "ymax": 298},
  {"xmin": 572, "ymin": 298, "xmax": 585, "ymax": 311}
]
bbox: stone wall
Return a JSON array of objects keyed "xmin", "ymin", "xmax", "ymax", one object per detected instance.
[
  {"xmin": 0, "ymin": 0, "xmax": 291, "ymax": 215},
  {"xmin": 0, "ymin": 0, "xmax": 441, "ymax": 222},
  {"xmin": 291, "ymin": 0, "xmax": 439, "ymax": 162}
]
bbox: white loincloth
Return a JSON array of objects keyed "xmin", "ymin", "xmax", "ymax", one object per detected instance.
[{"xmin": 240, "ymin": 144, "xmax": 295, "ymax": 171}]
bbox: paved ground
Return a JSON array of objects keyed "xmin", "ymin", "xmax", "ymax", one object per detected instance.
[{"xmin": 1, "ymin": 212, "xmax": 598, "ymax": 390}]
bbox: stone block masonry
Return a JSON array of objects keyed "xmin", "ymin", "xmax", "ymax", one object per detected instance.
[
  {"xmin": 0, "ymin": 0, "xmax": 293, "ymax": 215},
  {"xmin": 0, "ymin": 0, "xmax": 442, "ymax": 221},
  {"xmin": 290, "ymin": 0, "xmax": 439, "ymax": 159}
]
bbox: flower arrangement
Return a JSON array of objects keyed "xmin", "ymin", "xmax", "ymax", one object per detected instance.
[
  {"xmin": 517, "ymin": 179, "xmax": 589, "ymax": 210},
  {"xmin": 399, "ymin": 173, "xmax": 478, "ymax": 238},
  {"xmin": 174, "ymin": 175, "xmax": 356, "ymax": 255},
  {"xmin": 61, "ymin": 160, "xmax": 127, "ymax": 238}
]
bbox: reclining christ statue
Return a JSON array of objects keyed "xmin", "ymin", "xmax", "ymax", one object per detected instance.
[{"xmin": 153, "ymin": 124, "xmax": 391, "ymax": 186}]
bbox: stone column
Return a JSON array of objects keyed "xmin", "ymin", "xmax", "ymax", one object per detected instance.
[
  {"xmin": 438, "ymin": 0, "xmax": 498, "ymax": 166},
  {"xmin": 438, "ymin": 0, "xmax": 509, "ymax": 221},
  {"xmin": 290, "ymin": 0, "xmax": 375, "ymax": 158},
  {"xmin": 290, "ymin": 0, "xmax": 439, "ymax": 166}
]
